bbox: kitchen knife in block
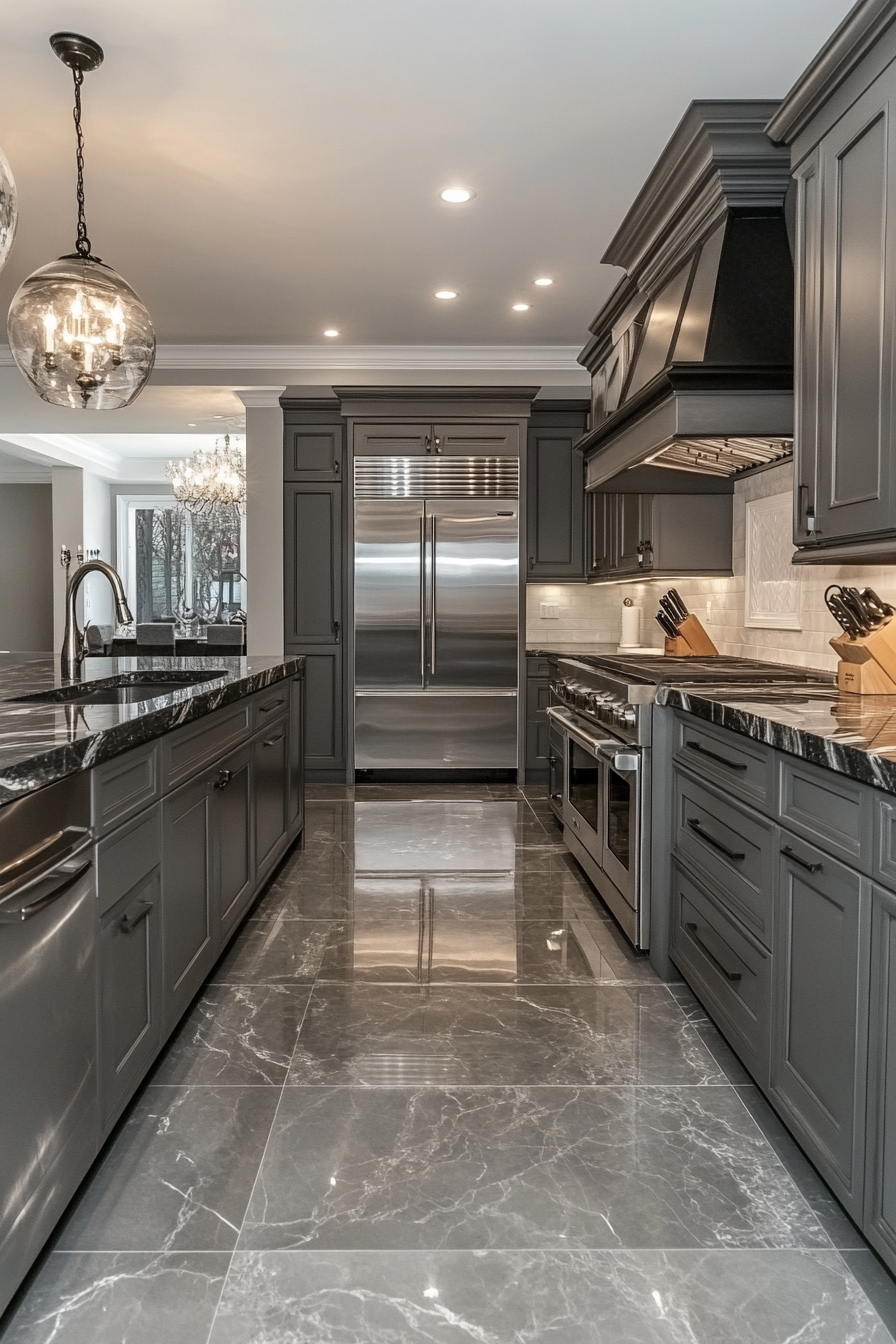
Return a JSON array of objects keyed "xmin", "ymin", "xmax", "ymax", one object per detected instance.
[
  {"xmin": 664, "ymin": 613, "xmax": 718, "ymax": 657},
  {"xmin": 830, "ymin": 617, "xmax": 896, "ymax": 694}
]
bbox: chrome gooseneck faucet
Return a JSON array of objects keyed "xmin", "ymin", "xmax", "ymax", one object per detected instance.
[{"xmin": 61, "ymin": 552, "xmax": 133, "ymax": 680}]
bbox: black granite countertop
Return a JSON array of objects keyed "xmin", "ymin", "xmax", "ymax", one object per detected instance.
[
  {"xmin": 657, "ymin": 681, "xmax": 896, "ymax": 794},
  {"xmin": 526, "ymin": 643, "xmax": 624, "ymax": 658},
  {"xmin": 0, "ymin": 653, "xmax": 304, "ymax": 806}
]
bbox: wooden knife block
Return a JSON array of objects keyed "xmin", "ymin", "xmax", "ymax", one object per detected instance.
[
  {"xmin": 830, "ymin": 618, "xmax": 896, "ymax": 694},
  {"xmin": 664, "ymin": 614, "xmax": 719, "ymax": 657}
]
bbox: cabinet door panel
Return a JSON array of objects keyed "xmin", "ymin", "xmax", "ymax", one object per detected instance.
[
  {"xmin": 288, "ymin": 673, "xmax": 305, "ymax": 837},
  {"xmin": 284, "ymin": 423, "xmax": 343, "ymax": 480},
  {"xmin": 527, "ymin": 431, "xmax": 584, "ymax": 579},
  {"xmin": 284, "ymin": 484, "xmax": 342, "ymax": 644},
  {"xmin": 615, "ymin": 494, "xmax": 650, "ymax": 574},
  {"xmin": 433, "ymin": 422, "xmax": 519, "ymax": 455},
  {"xmin": 866, "ymin": 884, "xmax": 896, "ymax": 1269},
  {"xmin": 98, "ymin": 869, "xmax": 161, "ymax": 1130},
  {"xmin": 771, "ymin": 838, "xmax": 869, "ymax": 1214},
  {"xmin": 161, "ymin": 775, "xmax": 215, "ymax": 1029},
  {"xmin": 216, "ymin": 742, "xmax": 253, "ymax": 934},
  {"xmin": 794, "ymin": 153, "xmax": 822, "ymax": 545},
  {"xmin": 255, "ymin": 716, "xmax": 290, "ymax": 878},
  {"xmin": 588, "ymin": 493, "xmax": 613, "ymax": 577},
  {"xmin": 285, "ymin": 649, "xmax": 343, "ymax": 774},
  {"xmin": 353, "ymin": 423, "xmax": 432, "ymax": 455}
]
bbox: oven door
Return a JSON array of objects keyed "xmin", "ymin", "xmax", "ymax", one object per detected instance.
[
  {"xmin": 597, "ymin": 741, "xmax": 641, "ymax": 908},
  {"xmin": 548, "ymin": 709, "xmax": 616, "ymax": 864}
]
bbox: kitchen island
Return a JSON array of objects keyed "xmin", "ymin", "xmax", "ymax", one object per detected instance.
[{"xmin": 0, "ymin": 653, "xmax": 305, "ymax": 1317}]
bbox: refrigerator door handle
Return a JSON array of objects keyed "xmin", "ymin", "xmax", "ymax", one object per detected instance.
[
  {"xmin": 419, "ymin": 513, "xmax": 426, "ymax": 679},
  {"xmin": 430, "ymin": 514, "xmax": 437, "ymax": 676}
]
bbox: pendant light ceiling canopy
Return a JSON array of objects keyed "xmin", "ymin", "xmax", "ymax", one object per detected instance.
[{"xmin": 7, "ymin": 33, "xmax": 155, "ymax": 410}]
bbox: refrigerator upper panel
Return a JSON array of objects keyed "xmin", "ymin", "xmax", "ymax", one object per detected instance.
[
  {"xmin": 355, "ymin": 455, "xmax": 519, "ymax": 498},
  {"xmin": 428, "ymin": 499, "xmax": 518, "ymax": 689},
  {"xmin": 355, "ymin": 500, "xmax": 424, "ymax": 688}
]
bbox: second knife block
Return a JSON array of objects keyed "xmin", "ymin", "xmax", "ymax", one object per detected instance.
[
  {"xmin": 664, "ymin": 614, "xmax": 719, "ymax": 657},
  {"xmin": 830, "ymin": 617, "xmax": 896, "ymax": 694}
]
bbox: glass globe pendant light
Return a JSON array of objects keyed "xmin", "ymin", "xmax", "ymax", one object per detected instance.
[
  {"xmin": 7, "ymin": 33, "xmax": 155, "ymax": 409},
  {"xmin": 0, "ymin": 145, "xmax": 17, "ymax": 274}
]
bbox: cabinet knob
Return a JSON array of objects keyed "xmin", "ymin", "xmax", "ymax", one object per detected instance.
[{"xmin": 214, "ymin": 769, "xmax": 233, "ymax": 790}]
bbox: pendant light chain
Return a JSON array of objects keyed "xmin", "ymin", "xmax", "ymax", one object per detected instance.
[{"xmin": 71, "ymin": 67, "xmax": 96, "ymax": 261}]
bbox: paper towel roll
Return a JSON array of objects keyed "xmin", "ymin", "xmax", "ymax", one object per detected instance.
[{"xmin": 619, "ymin": 604, "xmax": 642, "ymax": 649}]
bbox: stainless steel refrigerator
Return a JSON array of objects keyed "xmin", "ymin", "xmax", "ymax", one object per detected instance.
[{"xmin": 354, "ymin": 455, "xmax": 519, "ymax": 769}]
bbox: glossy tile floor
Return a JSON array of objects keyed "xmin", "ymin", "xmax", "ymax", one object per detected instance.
[{"xmin": 3, "ymin": 782, "xmax": 896, "ymax": 1342}]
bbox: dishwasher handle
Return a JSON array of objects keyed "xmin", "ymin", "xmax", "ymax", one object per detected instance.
[{"xmin": 0, "ymin": 855, "xmax": 92, "ymax": 923}]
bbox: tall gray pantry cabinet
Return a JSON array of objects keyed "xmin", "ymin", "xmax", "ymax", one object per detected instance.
[
  {"xmin": 283, "ymin": 399, "xmax": 346, "ymax": 780},
  {"xmin": 768, "ymin": 1, "xmax": 896, "ymax": 563}
]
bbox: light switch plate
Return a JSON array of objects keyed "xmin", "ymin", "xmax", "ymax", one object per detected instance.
[{"xmin": 540, "ymin": 602, "xmax": 560, "ymax": 619}]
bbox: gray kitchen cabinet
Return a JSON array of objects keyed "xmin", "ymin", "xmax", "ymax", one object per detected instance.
[
  {"xmin": 286, "ymin": 648, "xmax": 343, "ymax": 779},
  {"xmin": 526, "ymin": 403, "xmax": 589, "ymax": 581},
  {"xmin": 771, "ymin": 12, "xmax": 896, "ymax": 562},
  {"xmin": 588, "ymin": 492, "xmax": 732, "ymax": 581},
  {"xmin": 353, "ymin": 422, "xmax": 432, "ymax": 455},
  {"xmin": 214, "ymin": 741, "xmax": 254, "ymax": 937},
  {"xmin": 866, "ymin": 883, "xmax": 896, "ymax": 1265},
  {"xmin": 354, "ymin": 421, "xmax": 520, "ymax": 456},
  {"xmin": 254, "ymin": 710, "xmax": 290, "ymax": 880},
  {"xmin": 288, "ymin": 671, "xmax": 305, "ymax": 838},
  {"xmin": 770, "ymin": 835, "xmax": 870, "ymax": 1216},
  {"xmin": 284, "ymin": 421, "xmax": 343, "ymax": 482},
  {"xmin": 98, "ymin": 868, "xmax": 161, "ymax": 1132},
  {"xmin": 525, "ymin": 658, "xmax": 551, "ymax": 779},
  {"xmin": 161, "ymin": 772, "xmax": 217, "ymax": 1033},
  {"xmin": 284, "ymin": 483, "xmax": 343, "ymax": 645}
]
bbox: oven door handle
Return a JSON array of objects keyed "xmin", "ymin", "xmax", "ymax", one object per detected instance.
[
  {"xmin": 546, "ymin": 707, "xmax": 620, "ymax": 759},
  {"xmin": 597, "ymin": 744, "xmax": 641, "ymax": 773}
]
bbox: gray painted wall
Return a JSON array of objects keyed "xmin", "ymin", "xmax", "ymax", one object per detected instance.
[{"xmin": 0, "ymin": 484, "xmax": 53, "ymax": 652}]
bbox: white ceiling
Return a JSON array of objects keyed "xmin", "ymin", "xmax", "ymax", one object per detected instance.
[{"xmin": 0, "ymin": 0, "xmax": 855, "ymax": 354}]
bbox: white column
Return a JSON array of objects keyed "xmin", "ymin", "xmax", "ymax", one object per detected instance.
[
  {"xmin": 237, "ymin": 387, "xmax": 286, "ymax": 657},
  {"xmin": 50, "ymin": 465, "xmax": 84, "ymax": 653}
]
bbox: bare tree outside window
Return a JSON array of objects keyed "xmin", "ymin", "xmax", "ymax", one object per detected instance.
[{"xmin": 133, "ymin": 503, "xmax": 243, "ymax": 623}]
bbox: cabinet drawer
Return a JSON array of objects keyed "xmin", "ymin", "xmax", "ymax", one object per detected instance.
[
  {"xmin": 161, "ymin": 701, "xmax": 252, "ymax": 790},
  {"xmin": 252, "ymin": 683, "xmax": 290, "ymax": 727},
  {"xmin": 670, "ymin": 860, "xmax": 771, "ymax": 1084},
  {"xmin": 673, "ymin": 714, "xmax": 773, "ymax": 811},
  {"xmin": 778, "ymin": 755, "xmax": 871, "ymax": 871},
  {"xmin": 92, "ymin": 742, "xmax": 160, "ymax": 835},
  {"xmin": 674, "ymin": 770, "xmax": 776, "ymax": 948},
  {"xmin": 527, "ymin": 657, "xmax": 551, "ymax": 679},
  {"xmin": 96, "ymin": 806, "xmax": 161, "ymax": 917}
]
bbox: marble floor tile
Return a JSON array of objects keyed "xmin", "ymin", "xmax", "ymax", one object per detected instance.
[
  {"xmin": 210, "ymin": 919, "xmax": 333, "ymax": 984},
  {"xmin": 0, "ymin": 1252, "xmax": 229, "ymax": 1344},
  {"xmin": 665, "ymin": 983, "xmax": 753, "ymax": 1086},
  {"xmin": 286, "ymin": 984, "xmax": 728, "ymax": 1087},
  {"xmin": 238, "ymin": 1085, "xmax": 829, "ymax": 1251},
  {"xmin": 152, "ymin": 985, "xmax": 312, "ymax": 1086},
  {"xmin": 56, "ymin": 1087, "xmax": 280, "ymax": 1252},
  {"xmin": 206, "ymin": 1248, "xmax": 894, "ymax": 1344},
  {"xmin": 840, "ymin": 1250, "xmax": 896, "ymax": 1340}
]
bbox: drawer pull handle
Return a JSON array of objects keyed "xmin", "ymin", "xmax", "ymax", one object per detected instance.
[
  {"xmin": 685, "ymin": 739, "xmax": 747, "ymax": 771},
  {"xmin": 214, "ymin": 769, "xmax": 233, "ymax": 790},
  {"xmin": 780, "ymin": 845, "xmax": 823, "ymax": 874},
  {"xmin": 686, "ymin": 817, "xmax": 745, "ymax": 861},
  {"xmin": 685, "ymin": 922, "xmax": 742, "ymax": 982},
  {"xmin": 262, "ymin": 734, "xmax": 285, "ymax": 747},
  {"xmin": 120, "ymin": 900, "xmax": 154, "ymax": 934},
  {"xmin": 259, "ymin": 700, "xmax": 285, "ymax": 714}
]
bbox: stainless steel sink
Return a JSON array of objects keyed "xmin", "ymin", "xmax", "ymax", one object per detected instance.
[{"xmin": 11, "ymin": 672, "xmax": 227, "ymax": 707}]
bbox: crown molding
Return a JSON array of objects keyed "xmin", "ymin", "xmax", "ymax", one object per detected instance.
[
  {"xmin": 234, "ymin": 387, "xmax": 288, "ymax": 409},
  {"xmin": 0, "ymin": 344, "xmax": 584, "ymax": 372}
]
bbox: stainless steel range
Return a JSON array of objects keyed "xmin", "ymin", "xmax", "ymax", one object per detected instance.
[{"xmin": 547, "ymin": 654, "xmax": 833, "ymax": 949}]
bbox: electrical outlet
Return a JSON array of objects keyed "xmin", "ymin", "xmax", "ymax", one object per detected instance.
[{"xmin": 540, "ymin": 602, "xmax": 560, "ymax": 619}]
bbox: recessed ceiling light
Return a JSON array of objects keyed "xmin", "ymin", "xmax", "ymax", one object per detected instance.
[
  {"xmin": 187, "ymin": 422, "xmax": 196, "ymax": 426},
  {"xmin": 213, "ymin": 414, "xmax": 224, "ymax": 419},
  {"xmin": 534, "ymin": 277, "xmax": 553, "ymax": 286},
  {"xmin": 435, "ymin": 290, "xmax": 457, "ymax": 300},
  {"xmin": 512, "ymin": 303, "xmax": 530, "ymax": 311},
  {"xmin": 440, "ymin": 187, "xmax": 475, "ymax": 203},
  {"xmin": 324, "ymin": 329, "xmax": 339, "ymax": 337}
]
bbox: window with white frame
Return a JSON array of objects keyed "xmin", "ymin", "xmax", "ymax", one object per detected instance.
[{"xmin": 116, "ymin": 493, "xmax": 245, "ymax": 624}]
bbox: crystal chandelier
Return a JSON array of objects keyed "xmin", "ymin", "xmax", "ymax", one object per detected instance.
[
  {"xmin": 7, "ymin": 33, "xmax": 155, "ymax": 410},
  {"xmin": 166, "ymin": 436, "xmax": 247, "ymax": 514},
  {"xmin": 0, "ymin": 145, "xmax": 16, "ymax": 274}
]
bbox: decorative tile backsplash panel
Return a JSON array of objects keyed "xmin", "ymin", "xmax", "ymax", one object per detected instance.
[{"xmin": 527, "ymin": 462, "xmax": 896, "ymax": 672}]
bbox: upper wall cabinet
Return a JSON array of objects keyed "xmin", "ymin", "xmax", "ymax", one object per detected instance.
[
  {"xmin": 284, "ymin": 420, "xmax": 344, "ymax": 481},
  {"xmin": 769, "ymin": 4, "xmax": 896, "ymax": 562},
  {"xmin": 526, "ymin": 401, "xmax": 589, "ymax": 581}
]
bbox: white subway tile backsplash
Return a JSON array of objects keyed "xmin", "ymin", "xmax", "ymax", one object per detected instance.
[{"xmin": 527, "ymin": 461, "xmax": 896, "ymax": 672}]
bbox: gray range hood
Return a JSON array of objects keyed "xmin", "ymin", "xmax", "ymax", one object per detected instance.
[{"xmin": 578, "ymin": 101, "xmax": 795, "ymax": 491}]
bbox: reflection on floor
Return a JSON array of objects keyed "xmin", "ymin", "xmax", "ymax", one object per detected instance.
[{"xmin": 3, "ymin": 782, "xmax": 896, "ymax": 1342}]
